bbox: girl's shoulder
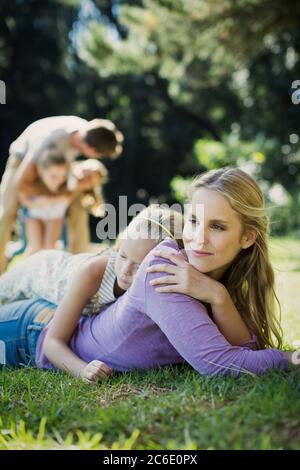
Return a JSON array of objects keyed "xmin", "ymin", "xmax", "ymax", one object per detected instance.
[
  {"xmin": 87, "ymin": 247, "xmax": 112, "ymax": 270},
  {"xmin": 94, "ymin": 246, "xmax": 117, "ymax": 266},
  {"xmin": 75, "ymin": 252, "xmax": 110, "ymax": 291},
  {"xmin": 95, "ymin": 245, "xmax": 114, "ymax": 256}
]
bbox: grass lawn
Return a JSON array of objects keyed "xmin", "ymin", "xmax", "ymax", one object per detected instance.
[{"xmin": 0, "ymin": 237, "xmax": 299, "ymax": 450}]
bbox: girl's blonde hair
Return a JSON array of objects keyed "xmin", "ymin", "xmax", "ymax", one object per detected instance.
[
  {"xmin": 77, "ymin": 160, "xmax": 108, "ymax": 217},
  {"xmin": 114, "ymin": 205, "xmax": 184, "ymax": 251},
  {"xmin": 189, "ymin": 167, "xmax": 283, "ymax": 349}
]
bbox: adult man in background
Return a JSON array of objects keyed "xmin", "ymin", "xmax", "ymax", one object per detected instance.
[{"xmin": 0, "ymin": 115, "xmax": 124, "ymax": 273}]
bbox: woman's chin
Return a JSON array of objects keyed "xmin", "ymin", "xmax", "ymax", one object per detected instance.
[{"xmin": 187, "ymin": 256, "xmax": 212, "ymax": 273}]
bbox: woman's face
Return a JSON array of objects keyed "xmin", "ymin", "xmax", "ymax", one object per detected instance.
[
  {"xmin": 38, "ymin": 164, "xmax": 68, "ymax": 192},
  {"xmin": 115, "ymin": 237, "xmax": 157, "ymax": 290},
  {"xmin": 183, "ymin": 187, "xmax": 254, "ymax": 280}
]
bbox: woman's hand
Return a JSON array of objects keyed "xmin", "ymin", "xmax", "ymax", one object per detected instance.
[
  {"xmin": 284, "ymin": 351, "xmax": 300, "ymax": 366},
  {"xmin": 80, "ymin": 360, "xmax": 113, "ymax": 384},
  {"xmin": 147, "ymin": 248, "xmax": 225, "ymax": 306},
  {"xmin": 147, "ymin": 247, "xmax": 253, "ymax": 346}
]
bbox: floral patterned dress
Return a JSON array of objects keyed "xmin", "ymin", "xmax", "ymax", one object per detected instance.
[{"xmin": 0, "ymin": 248, "xmax": 117, "ymax": 316}]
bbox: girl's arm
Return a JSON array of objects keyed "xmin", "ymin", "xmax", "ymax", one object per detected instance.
[
  {"xmin": 43, "ymin": 252, "xmax": 112, "ymax": 382},
  {"xmin": 147, "ymin": 248, "xmax": 252, "ymax": 347}
]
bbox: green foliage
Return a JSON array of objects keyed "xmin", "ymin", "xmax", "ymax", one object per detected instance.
[
  {"xmin": 170, "ymin": 176, "xmax": 192, "ymax": 204},
  {"xmin": 194, "ymin": 134, "xmax": 266, "ymax": 170},
  {"xmin": 171, "ymin": 132, "xmax": 267, "ymax": 199},
  {"xmin": 75, "ymin": 0, "xmax": 300, "ymax": 224},
  {"xmin": 1, "ymin": 0, "xmax": 300, "ymax": 236},
  {"xmin": 267, "ymin": 190, "xmax": 300, "ymax": 237},
  {"xmin": 0, "ymin": 416, "xmax": 142, "ymax": 450},
  {"xmin": 171, "ymin": 130, "xmax": 300, "ymax": 235}
]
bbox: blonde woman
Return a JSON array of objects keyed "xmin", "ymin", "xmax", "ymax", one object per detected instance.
[
  {"xmin": 147, "ymin": 167, "xmax": 283, "ymax": 350},
  {"xmin": 0, "ymin": 168, "xmax": 298, "ymax": 381},
  {"xmin": 18, "ymin": 147, "xmax": 72, "ymax": 256}
]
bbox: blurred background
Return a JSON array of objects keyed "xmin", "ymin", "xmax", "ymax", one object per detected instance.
[{"xmin": 0, "ymin": 0, "xmax": 299, "ymax": 240}]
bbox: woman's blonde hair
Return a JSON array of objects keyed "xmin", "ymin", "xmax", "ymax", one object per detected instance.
[
  {"xmin": 189, "ymin": 167, "xmax": 283, "ymax": 349},
  {"xmin": 38, "ymin": 146, "xmax": 69, "ymax": 170},
  {"xmin": 114, "ymin": 205, "xmax": 184, "ymax": 251}
]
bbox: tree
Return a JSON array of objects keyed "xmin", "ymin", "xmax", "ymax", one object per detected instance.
[{"xmin": 79, "ymin": 0, "xmax": 300, "ymax": 194}]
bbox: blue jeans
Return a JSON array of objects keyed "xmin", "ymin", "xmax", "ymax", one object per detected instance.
[{"xmin": 0, "ymin": 299, "xmax": 57, "ymax": 368}]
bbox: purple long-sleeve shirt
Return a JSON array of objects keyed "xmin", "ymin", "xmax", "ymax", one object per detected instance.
[{"xmin": 36, "ymin": 238, "xmax": 288, "ymax": 376}]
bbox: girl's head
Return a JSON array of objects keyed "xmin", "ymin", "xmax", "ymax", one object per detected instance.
[
  {"xmin": 77, "ymin": 159, "xmax": 108, "ymax": 217},
  {"xmin": 37, "ymin": 147, "xmax": 70, "ymax": 192},
  {"xmin": 114, "ymin": 205, "xmax": 184, "ymax": 291},
  {"xmin": 184, "ymin": 167, "xmax": 282, "ymax": 349}
]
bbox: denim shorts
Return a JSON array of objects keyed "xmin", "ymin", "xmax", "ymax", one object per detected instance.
[
  {"xmin": 0, "ymin": 299, "xmax": 57, "ymax": 368},
  {"xmin": 19, "ymin": 206, "xmax": 31, "ymax": 220}
]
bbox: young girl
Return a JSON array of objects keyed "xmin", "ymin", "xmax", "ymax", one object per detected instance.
[
  {"xmin": 67, "ymin": 158, "xmax": 108, "ymax": 218},
  {"xmin": 0, "ymin": 168, "xmax": 298, "ymax": 382},
  {"xmin": 17, "ymin": 146, "xmax": 73, "ymax": 256},
  {"xmin": 0, "ymin": 205, "xmax": 184, "ymax": 316}
]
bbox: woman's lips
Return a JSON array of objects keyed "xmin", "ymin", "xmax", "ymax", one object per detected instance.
[{"xmin": 190, "ymin": 249, "xmax": 213, "ymax": 257}]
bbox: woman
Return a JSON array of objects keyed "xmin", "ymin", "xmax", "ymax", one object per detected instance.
[
  {"xmin": 0, "ymin": 168, "xmax": 298, "ymax": 382},
  {"xmin": 17, "ymin": 146, "xmax": 73, "ymax": 256}
]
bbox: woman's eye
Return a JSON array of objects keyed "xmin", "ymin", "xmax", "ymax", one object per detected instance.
[
  {"xmin": 211, "ymin": 224, "xmax": 224, "ymax": 231},
  {"xmin": 189, "ymin": 218, "xmax": 197, "ymax": 225},
  {"xmin": 120, "ymin": 253, "xmax": 127, "ymax": 259}
]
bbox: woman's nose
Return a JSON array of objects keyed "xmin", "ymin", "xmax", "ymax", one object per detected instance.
[
  {"xmin": 194, "ymin": 225, "xmax": 209, "ymax": 245},
  {"xmin": 203, "ymin": 229, "xmax": 210, "ymax": 244}
]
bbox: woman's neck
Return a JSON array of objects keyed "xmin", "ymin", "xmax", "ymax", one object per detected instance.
[{"xmin": 207, "ymin": 262, "xmax": 232, "ymax": 281}]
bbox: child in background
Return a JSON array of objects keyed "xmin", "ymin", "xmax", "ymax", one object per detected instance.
[
  {"xmin": 0, "ymin": 205, "xmax": 184, "ymax": 316},
  {"xmin": 67, "ymin": 158, "xmax": 108, "ymax": 218},
  {"xmin": 18, "ymin": 147, "xmax": 73, "ymax": 256}
]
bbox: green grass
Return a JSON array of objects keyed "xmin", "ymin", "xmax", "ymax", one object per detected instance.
[{"xmin": 0, "ymin": 237, "xmax": 299, "ymax": 450}]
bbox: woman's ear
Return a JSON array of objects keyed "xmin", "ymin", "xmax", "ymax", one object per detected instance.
[{"xmin": 240, "ymin": 229, "xmax": 257, "ymax": 249}]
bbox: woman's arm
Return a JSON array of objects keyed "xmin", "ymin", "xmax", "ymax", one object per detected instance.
[
  {"xmin": 209, "ymin": 286, "xmax": 253, "ymax": 347},
  {"xmin": 147, "ymin": 248, "xmax": 252, "ymax": 347},
  {"xmin": 143, "ymin": 249, "xmax": 289, "ymax": 376},
  {"xmin": 14, "ymin": 152, "xmax": 40, "ymax": 193},
  {"xmin": 43, "ymin": 253, "xmax": 112, "ymax": 382},
  {"xmin": 19, "ymin": 192, "xmax": 74, "ymax": 209}
]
